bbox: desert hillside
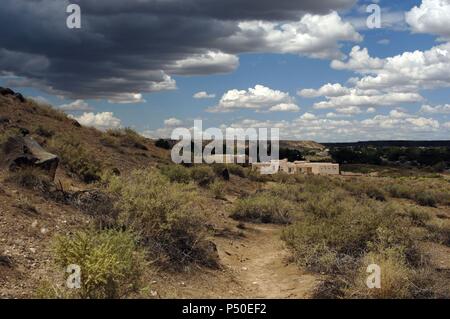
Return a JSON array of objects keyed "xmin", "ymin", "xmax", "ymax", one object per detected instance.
[{"xmin": 1, "ymin": 91, "xmax": 450, "ymax": 299}]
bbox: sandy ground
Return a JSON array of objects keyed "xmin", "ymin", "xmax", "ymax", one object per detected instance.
[{"xmin": 215, "ymin": 223, "xmax": 319, "ymax": 298}]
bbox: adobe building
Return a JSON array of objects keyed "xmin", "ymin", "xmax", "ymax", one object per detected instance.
[{"xmin": 252, "ymin": 159, "xmax": 340, "ymax": 175}]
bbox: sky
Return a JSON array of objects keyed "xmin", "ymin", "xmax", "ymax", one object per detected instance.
[{"xmin": 1, "ymin": 0, "xmax": 450, "ymax": 142}]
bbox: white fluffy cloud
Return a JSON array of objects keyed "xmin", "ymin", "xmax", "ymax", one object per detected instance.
[
  {"xmin": 222, "ymin": 11, "xmax": 362, "ymax": 59},
  {"xmin": 193, "ymin": 91, "xmax": 216, "ymax": 99},
  {"xmin": 70, "ymin": 112, "xmax": 122, "ymax": 130},
  {"xmin": 301, "ymin": 41, "xmax": 450, "ymax": 114},
  {"xmin": 107, "ymin": 93, "xmax": 146, "ymax": 104},
  {"xmin": 227, "ymin": 111, "xmax": 443, "ymax": 141},
  {"xmin": 59, "ymin": 99, "xmax": 93, "ymax": 111},
  {"xmin": 406, "ymin": 0, "xmax": 450, "ymax": 39},
  {"xmin": 420, "ymin": 104, "xmax": 450, "ymax": 114},
  {"xmin": 268, "ymin": 103, "xmax": 300, "ymax": 112},
  {"xmin": 168, "ymin": 51, "xmax": 239, "ymax": 75},
  {"xmin": 336, "ymin": 106, "xmax": 362, "ymax": 115},
  {"xmin": 299, "ymin": 83, "xmax": 350, "ymax": 98},
  {"xmin": 331, "ymin": 46, "xmax": 384, "ymax": 72},
  {"xmin": 209, "ymin": 84, "xmax": 299, "ymax": 112},
  {"xmin": 164, "ymin": 117, "xmax": 183, "ymax": 126},
  {"xmin": 311, "ymin": 87, "xmax": 422, "ymax": 110},
  {"xmin": 332, "ymin": 43, "xmax": 450, "ymax": 92}
]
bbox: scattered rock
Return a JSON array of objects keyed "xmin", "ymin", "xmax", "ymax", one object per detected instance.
[
  {"xmin": 71, "ymin": 119, "xmax": 81, "ymax": 127},
  {"xmin": 111, "ymin": 167, "xmax": 121, "ymax": 176},
  {"xmin": 13, "ymin": 93, "xmax": 26, "ymax": 103},
  {"xmin": 0, "ymin": 255, "xmax": 14, "ymax": 268},
  {"xmin": 18, "ymin": 127, "xmax": 30, "ymax": 136},
  {"xmin": 0, "ymin": 87, "xmax": 14, "ymax": 96},
  {"xmin": 222, "ymin": 168, "xmax": 230, "ymax": 181},
  {"xmin": 70, "ymin": 190, "xmax": 118, "ymax": 227},
  {"xmin": 1, "ymin": 135, "xmax": 60, "ymax": 180},
  {"xmin": 0, "ymin": 116, "xmax": 10, "ymax": 125}
]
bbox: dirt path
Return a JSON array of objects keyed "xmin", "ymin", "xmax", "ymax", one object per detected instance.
[{"xmin": 215, "ymin": 223, "xmax": 318, "ymax": 298}]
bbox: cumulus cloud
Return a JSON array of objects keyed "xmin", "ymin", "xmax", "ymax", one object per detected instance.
[
  {"xmin": 221, "ymin": 12, "xmax": 362, "ymax": 59},
  {"xmin": 406, "ymin": 0, "xmax": 450, "ymax": 39},
  {"xmin": 336, "ymin": 106, "xmax": 362, "ymax": 115},
  {"xmin": 107, "ymin": 93, "xmax": 146, "ymax": 104},
  {"xmin": 147, "ymin": 109, "xmax": 448, "ymax": 140},
  {"xmin": 420, "ymin": 104, "xmax": 450, "ymax": 114},
  {"xmin": 299, "ymin": 83, "xmax": 350, "ymax": 98},
  {"xmin": 193, "ymin": 91, "xmax": 216, "ymax": 99},
  {"xmin": 70, "ymin": 112, "xmax": 121, "ymax": 130},
  {"xmin": 59, "ymin": 100, "xmax": 93, "ymax": 112},
  {"xmin": 164, "ymin": 118, "xmax": 183, "ymax": 126},
  {"xmin": 303, "ymin": 42, "xmax": 450, "ymax": 114},
  {"xmin": 168, "ymin": 51, "xmax": 239, "ymax": 75},
  {"xmin": 0, "ymin": 0, "xmax": 358, "ymax": 100},
  {"xmin": 268, "ymin": 103, "xmax": 300, "ymax": 112},
  {"xmin": 227, "ymin": 111, "xmax": 444, "ymax": 141},
  {"xmin": 209, "ymin": 85, "xmax": 299, "ymax": 112},
  {"xmin": 332, "ymin": 43, "xmax": 450, "ymax": 92},
  {"xmin": 311, "ymin": 87, "xmax": 423, "ymax": 110},
  {"xmin": 331, "ymin": 46, "xmax": 384, "ymax": 73}
]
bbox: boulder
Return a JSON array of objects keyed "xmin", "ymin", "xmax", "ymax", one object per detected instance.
[
  {"xmin": 71, "ymin": 119, "xmax": 81, "ymax": 127},
  {"xmin": 0, "ymin": 87, "xmax": 14, "ymax": 96},
  {"xmin": 0, "ymin": 255, "xmax": 14, "ymax": 268},
  {"xmin": 0, "ymin": 116, "xmax": 10, "ymax": 125},
  {"xmin": 13, "ymin": 93, "xmax": 25, "ymax": 103},
  {"xmin": 221, "ymin": 168, "xmax": 230, "ymax": 181},
  {"xmin": 1, "ymin": 135, "xmax": 59, "ymax": 180}
]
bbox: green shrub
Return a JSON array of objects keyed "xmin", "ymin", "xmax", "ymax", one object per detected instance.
[
  {"xmin": 281, "ymin": 197, "xmax": 413, "ymax": 273},
  {"xmin": 100, "ymin": 133, "xmax": 120, "ymax": 148},
  {"xmin": 190, "ymin": 165, "xmax": 215, "ymax": 186},
  {"xmin": 160, "ymin": 165, "xmax": 191, "ymax": 184},
  {"xmin": 227, "ymin": 164, "xmax": 246, "ymax": 178},
  {"xmin": 415, "ymin": 191, "xmax": 437, "ymax": 207},
  {"xmin": 406, "ymin": 207, "xmax": 431, "ymax": 226},
  {"xmin": 344, "ymin": 248, "xmax": 414, "ymax": 299},
  {"xmin": 344, "ymin": 181, "xmax": 387, "ymax": 201},
  {"xmin": 4, "ymin": 168, "xmax": 51, "ymax": 189},
  {"xmin": 384, "ymin": 179, "xmax": 449, "ymax": 207},
  {"xmin": 209, "ymin": 180, "xmax": 226, "ymax": 199},
  {"xmin": 49, "ymin": 135, "xmax": 102, "ymax": 183},
  {"xmin": 231, "ymin": 193, "xmax": 296, "ymax": 224},
  {"xmin": 108, "ymin": 170, "xmax": 218, "ymax": 266},
  {"xmin": 246, "ymin": 170, "xmax": 272, "ymax": 182},
  {"xmin": 34, "ymin": 125, "xmax": 54, "ymax": 138},
  {"xmin": 107, "ymin": 128, "xmax": 147, "ymax": 150},
  {"xmin": 28, "ymin": 98, "xmax": 68, "ymax": 121},
  {"xmin": 53, "ymin": 229, "xmax": 145, "ymax": 299}
]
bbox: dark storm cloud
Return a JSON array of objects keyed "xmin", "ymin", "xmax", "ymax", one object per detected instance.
[{"xmin": 0, "ymin": 0, "xmax": 356, "ymax": 101}]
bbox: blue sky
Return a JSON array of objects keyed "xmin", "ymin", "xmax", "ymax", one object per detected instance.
[{"xmin": 1, "ymin": 0, "xmax": 450, "ymax": 142}]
